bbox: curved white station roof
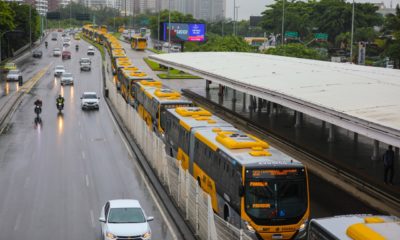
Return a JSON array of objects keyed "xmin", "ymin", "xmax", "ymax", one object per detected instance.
[{"xmin": 149, "ymin": 52, "xmax": 400, "ymax": 147}]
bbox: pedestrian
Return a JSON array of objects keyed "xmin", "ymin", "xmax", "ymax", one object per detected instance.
[{"xmin": 383, "ymin": 145, "xmax": 395, "ymax": 185}]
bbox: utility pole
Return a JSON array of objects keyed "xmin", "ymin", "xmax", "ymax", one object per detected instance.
[
  {"xmin": 350, "ymin": 0, "xmax": 355, "ymax": 63},
  {"xmin": 29, "ymin": 3, "xmax": 32, "ymax": 52},
  {"xmin": 233, "ymin": 0, "xmax": 236, "ymax": 36},
  {"xmin": 168, "ymin": 0, "xmax": 171, "ymax": 76}
]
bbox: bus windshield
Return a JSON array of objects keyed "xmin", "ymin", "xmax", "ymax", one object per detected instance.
[{"xmin": 244, "ymin": 168, "xmax": 307, "ymax": 225}]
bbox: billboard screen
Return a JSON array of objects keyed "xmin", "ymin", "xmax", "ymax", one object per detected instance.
[{"xmin": 161, "ymin": 23, "xmax": 206, "ymax": 42}]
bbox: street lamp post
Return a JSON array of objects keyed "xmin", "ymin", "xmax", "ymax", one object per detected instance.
[
  {"xmin": 233, "ymin": 0, "xmax": 236, "ymax": 36},
  {"xmin": 350, "ymin": 0, "xmax": 355, "ymax": 63},
  {"xmin": 167, "ymin": 0, "xmax": 171, "ymax": 76},
  {"xmin": 29, "ymin": 3, "xmax": 32, "ymax": 52}
]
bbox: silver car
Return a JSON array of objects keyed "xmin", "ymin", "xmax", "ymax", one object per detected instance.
[{"xmin": 60, "ymin": 72, "xmax": 74, "ymax": 85}]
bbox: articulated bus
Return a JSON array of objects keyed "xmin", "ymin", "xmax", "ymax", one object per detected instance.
[
  {"xmin": 131, "ymin": 36, "xmax": 147, "ymax": 50},
  {"xmin": 119, "ymin": 69, "xmax": 152, "ymax": 105},
  {"xmin": 111, "ymin": 53, "xmax": 129, "ymax": 75},
  {"xmin": 113, "ymin": 59, "xmax": 133, "ymax": 89},
  {"xmin": 161, "ymin": 106, "xmax": 310, "ymax": 239},
  {"xmin": 308, "ymin": 215, "xmax": 400, "ymax": 240},
  {"xmin": 133, "ymin": 82, "xmax": 192, "ymax": 131}
]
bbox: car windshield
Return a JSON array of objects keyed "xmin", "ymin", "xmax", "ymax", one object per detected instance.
[
  {"xmin": 54, "ymin": 48, "xmax": 60, "ymax": 51},
  {"xmin": 108, "ymin": 208, "xmax": 145, "ymax": 224},
  {"xmin": 245, "ymin": 168, "xmax": 308, "ymax": 225},
  {"xmin": 5, "ymin": 63, "xmax": 15, "ymax": 67},
  {"xmin": 56, "ymin": 66, "xmax": 64, "ymax": 70},
  {"xmin": 81, "ymin": 59, "xmax": 90, "ymax": 63},
  {"xmin": 9, "ymin": 70, "xmax": 19, "ymax": 74},
  {"xmin": 83, "ymin": 94, "xmax": 97, "ymax": 99},
  {"xmin": 63, "ymin": 73, "xmax": 72, "ymax": 78}
]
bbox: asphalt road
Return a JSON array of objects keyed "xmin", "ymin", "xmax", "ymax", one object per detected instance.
[
  {"xmin": 119, "ymin": 37, "xmax": 380, "ymax": 219},
  {"xmin": 0, "ymin": 33, "xmax": 179, "ymax": 239}
]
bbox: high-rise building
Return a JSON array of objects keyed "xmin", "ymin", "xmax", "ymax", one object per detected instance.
[
  {"xmin": 157, "ymin": 0, "xmax": 225, "ymax": 21},
  {"xmin": 4, "ymin": 0, "xmax": 48, "ymax": 16}
]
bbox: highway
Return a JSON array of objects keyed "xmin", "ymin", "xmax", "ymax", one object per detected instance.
[
  {"xmin": 118, "ymin": 38, "xmax": 380, "ymax": 218},
  {"xmin": 0, "ymin": 34, "xmax": 179, "ymax": 239}
]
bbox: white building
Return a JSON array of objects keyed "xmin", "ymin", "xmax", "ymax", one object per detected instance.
[
  {"xmin": 157, "ymin": 0, "xmax": 225, "ymax": 21},
  {"xmin": 3, "ymin": 0, "xmax": 48, "ymax": 16}
]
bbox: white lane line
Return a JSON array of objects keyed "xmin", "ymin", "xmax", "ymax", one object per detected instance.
[
  {"xmin": 78, "ymin": 121, "xmax": 81, "ymax": 127},
  {"xmin": 85, "ymin": 175, "xmax": 89, "ymax": 187},
  {"xmin": 82, "ymin": 151, "xmax": 86, "ymax": 159},
  {"xmin": 14, "ymin": 213, "xmax": 21, "ymax": 231},
  {"xmin": 80, "ymin": 133, "xmax": 83, "ymax": 140},
  {"xmin": 24, "ymin": 177, "xmax": 30, "ymax": 189},
  {"xmin": 90, "ymin": 210, "xmax": 95, "ymax": 228},
  {"xmin": 106, "ymin": 104, "xmax": 178, "ymax": 240}
]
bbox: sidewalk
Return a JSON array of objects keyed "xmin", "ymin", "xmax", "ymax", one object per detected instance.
[{"xmin": 186, "ymin": 87, "xmax": 400, "ymax": 201}]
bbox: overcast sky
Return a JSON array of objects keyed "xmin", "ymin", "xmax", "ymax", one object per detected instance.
[{"xmin": 225, "ymin": 0, "xmax": 400, "ymax": 20}]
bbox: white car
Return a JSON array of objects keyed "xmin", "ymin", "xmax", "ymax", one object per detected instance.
[
  {"xmin": 80, "ymin": 91, "xmax": 100, "ymax": 110},
  {"xmin": 87, "ymin": 46, "xmax": 95, "ymax": 55},
  {"xmin": 53, "ymin": 48, "xmax": 61, "ymax": 57},
  {"xmin": 99, "ymin": 199, "xmax": 153, "ymax": 240},
  {"xmin": 54, "ymin": 65, "xmax": 65, "ymax": 77},
  {"xmin": 170, "ymin": 45, "xmax": 181, "ymax": 52},
  {"xmin": 6, "ymin": 69, "xmax": 22, "ymax": 81},
  {"xmin": 60, "ymin": 72, "xmax": 74, "ymax": 85}
]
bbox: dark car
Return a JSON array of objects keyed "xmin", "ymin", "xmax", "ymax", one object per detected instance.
[
  {"xmin": 32, "ymin": 50, "xmax": 43, "ymax": 58},
  {"xmin": 62, "ymin": 51, "xmax": 71, "ymax": 60}
]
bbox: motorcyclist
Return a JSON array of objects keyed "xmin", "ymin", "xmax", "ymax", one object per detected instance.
[
  {"xmin": 34, "ymin": 98, "xmax": 42, "ymax": 119},
  {"xmin": 45, "ymin": 41, "xmax": 48, "ymax": 48},
  {"xmin": 34, "ymin": 98, "xmax": 43, "ymax": 107},
  {"xmin": 56, "ymin": 94, "xmax": 65, "ymax": 109},
  {"xmin": 75, "ymin": 44, "xmax": 79, "ymax": 51}
]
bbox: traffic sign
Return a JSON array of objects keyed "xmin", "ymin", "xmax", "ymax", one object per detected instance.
[
  {"xmin": 314, "ymin": 33, "xmax": 328, "ymax": 41},
  {"xmin": 285, "ymin": 31, "xmax": 298, "ymax": 39}
]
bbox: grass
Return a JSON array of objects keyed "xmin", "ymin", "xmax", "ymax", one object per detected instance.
[
  {"xmin": 144, "ymin": 57, "xmax": 200, "ymax": 79},
  {"xmin": 81, "ymin": 33, "xmax": 105, "ymax": 61},
  {"xmin": 143, "ymin": 58, "xmax": 166, "ymax": 71},
  {"xmin": 146, "ymin": 48, "xmax": 164, "ymax": 54},
  {"xmin": 157, "ymin": 70, "xmax": 201, "ymax": 79}
]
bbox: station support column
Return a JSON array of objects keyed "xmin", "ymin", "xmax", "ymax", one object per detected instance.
[
  {"xmin": 206, "ymin": 80, "xmax": 211, "ymax": 91},
  {"xmin": 371, "ymin": 140, "xmax": 379, "ymax": 160},
  {"xmin": 242, "ymin": 93, "xmax": 246, "ymax": 111},
  {"xmin": 295, "ymin": 111, "xmax": 301, "ymax": 128},
  {"xmin": 328, "ymin": 124, "xmax": 335, "ymax": 142}
]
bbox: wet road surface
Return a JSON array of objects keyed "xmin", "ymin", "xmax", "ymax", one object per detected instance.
[{"xmin": 0, "ymin": 33, "xmax": 179, "ymax": 239}]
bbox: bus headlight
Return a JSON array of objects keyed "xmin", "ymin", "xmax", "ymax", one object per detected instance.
[
  {"xmin": 245, "ymin": 222, "xmax": 256, "ymax": 233},
  {"xmin": 299, "ymin": 220, "xmax": 308, "ymax": 232}
]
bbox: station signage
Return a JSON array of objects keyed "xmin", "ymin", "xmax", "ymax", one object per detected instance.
[{"xmin": 160, "ymin": 22, "xmax": 206, "ymax": 42}]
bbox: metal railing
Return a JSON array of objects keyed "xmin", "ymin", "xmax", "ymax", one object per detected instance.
[{"xmin": 105, "ymin": 68, "xmax": 252, "ymax": 240}]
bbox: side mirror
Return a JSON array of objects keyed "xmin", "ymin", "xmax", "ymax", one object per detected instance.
[
  {"xmin": 99, "ymin": 217, "xmax": 106, "ymax": 223},
  {"xmin": 239, "ymin": 185, "xmax": 245, "ymax": 197},
  {"xmin": 147, "ymin": 216, "xmax": 154, "ymax": 222},
  {"xmin": 80, "ymin": 97, "xmax": 82, "ymax": 99}
]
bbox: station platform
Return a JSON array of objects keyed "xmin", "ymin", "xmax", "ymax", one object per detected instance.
[{"xmin": 184, "ymin": 87, "xmax": 400, "ymax": 201}]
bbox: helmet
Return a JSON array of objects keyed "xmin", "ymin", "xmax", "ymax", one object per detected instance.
[{"xmin": 58, "ymin": 94, "xmax": 62, "ymax": 98}]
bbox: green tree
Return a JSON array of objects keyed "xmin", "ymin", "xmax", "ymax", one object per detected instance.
[
  {"xmin": 263, "ymin": 43, "xmax": 328, "ymax": 60},
  {"xmin": 0, "ymin": 1, "xmax": 16, "ymax": 60},
  {"xmin": 185, "ymin": 34, "xmax": 253, "ymax": 52}
]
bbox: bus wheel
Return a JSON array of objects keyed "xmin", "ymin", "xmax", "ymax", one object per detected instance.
[{"xmin": 224, "ymin": 205, "xmax": 230, "ymax": 221}]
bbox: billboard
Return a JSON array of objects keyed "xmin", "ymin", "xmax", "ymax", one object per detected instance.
[{"xmin": 160, "ymin": 23, "xmax": 206, "ymax": 42}]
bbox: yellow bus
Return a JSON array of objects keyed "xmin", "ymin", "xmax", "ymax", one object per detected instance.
[
  {"xmin": 119, "ymin": 68, "xmax": 152, "ymax": 105},
  {"xmin": 308, "ymin": 215, "xmax": 400, "ymax": 240},
  {"xmin": 131, "ymin": 36, "xmax": 147, "ymax": 50},
  {"xmin": 160, "ymin": 106, "xmax": 310, "ymax": 239}
]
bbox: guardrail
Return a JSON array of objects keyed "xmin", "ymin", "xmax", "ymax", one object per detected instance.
[{"xmin": 105, "ymin": 69, "xmax": 253, "ymax": 240}]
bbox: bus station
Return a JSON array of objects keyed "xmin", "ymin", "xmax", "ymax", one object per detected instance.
[{"xmin": 149, "ymin": 52, "xmax": 400, "ymax": 215}]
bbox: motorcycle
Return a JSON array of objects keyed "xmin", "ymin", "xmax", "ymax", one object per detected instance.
[
  {"xmin": 57, "ymin": 102, "xmax": 64, "ymax": 114},
  {"xmin": 75, "ymin": 45, "xmax": 79, "ymax": 51},
  {"xmin": 34, "ymin": 105, "xmax": 42, "ymax": 124},
  {"xmin": 45, "ymin": 41, "xmax": 48, "ymax": 49}
]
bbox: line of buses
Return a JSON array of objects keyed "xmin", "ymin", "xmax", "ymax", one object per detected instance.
[{"xmin": 81, "ymin": 25, "xmax": 399, "ymax": 240}]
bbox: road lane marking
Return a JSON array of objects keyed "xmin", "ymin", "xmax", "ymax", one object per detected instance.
[
  {"xmin": 106, "ymin": 104, "xmax": 178, "ymax": 239},
  {"xmin": 82, "ymin": 151, "xmax": 86, "ymax": 159},
  {"xmin": 24, "ymin": 177, "xmax": 30, "ymax": 189},
  {"xmin": 80, "ymin": 133, "xmax": 83, "ymax": 140},
  {"xmin": 85, "ymin": 175, "xmax": 89, "ymax": 187},
  {"xmin": 14, "ymin": 213, "xmax": 21, "ymax": 231},
  {"xmin": 90, "ymin": 210, "xmax": 95, "ymax": 228}
]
